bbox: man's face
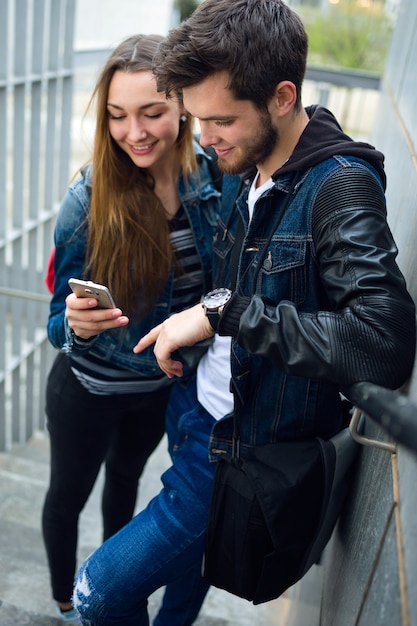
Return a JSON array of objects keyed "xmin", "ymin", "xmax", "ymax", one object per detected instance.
[{"xmin": 182, "ymin": 71, "xmax": 278, "ymax": 176}]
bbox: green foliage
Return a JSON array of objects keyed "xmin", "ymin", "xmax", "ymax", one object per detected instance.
[
  {"xmin": 300, "ymin": 0, "xmax": 393, "ymax": 72},
  {"xmin": 174, "ymin": 0, "xmax": 199, "ymax": 21}
]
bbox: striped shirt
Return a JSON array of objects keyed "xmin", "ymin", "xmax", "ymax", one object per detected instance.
[{"xmin": 70, "ymin": 205, "xmax": 204, "ymax": 395}]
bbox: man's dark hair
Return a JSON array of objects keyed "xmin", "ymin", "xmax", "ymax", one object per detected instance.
[{"xmin": 153, "ymin": 0, "xmax": 308, "ymax": 110}]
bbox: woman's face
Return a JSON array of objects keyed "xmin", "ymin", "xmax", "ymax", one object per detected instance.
[{"xmin": 107, "ymin": 69, "xmax": 183, "ymax": 170}]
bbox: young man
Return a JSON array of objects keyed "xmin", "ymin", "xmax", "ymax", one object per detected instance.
[{"xmin": 73, "ymin": 1, "xmax": 415, "ymax": 624}]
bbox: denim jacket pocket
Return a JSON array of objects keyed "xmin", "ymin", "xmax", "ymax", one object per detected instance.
[{"xmin": 258, "ymin": 237, "xmax": 307, "ymax": 306}]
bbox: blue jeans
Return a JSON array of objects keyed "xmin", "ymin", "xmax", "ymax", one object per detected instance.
[{"xmin": 73, "ymin": 376, "xmax": 216, "ymax": 626}]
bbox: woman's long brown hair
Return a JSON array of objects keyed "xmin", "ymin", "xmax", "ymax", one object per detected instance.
[{"xmin": 84, "ymin": 34, "xmax": 196, "ymax": 315}]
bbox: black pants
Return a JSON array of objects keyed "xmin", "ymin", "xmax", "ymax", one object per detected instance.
[{"xmin": 42, "ymin": 352, "xmax": 171, "ymax": 603}]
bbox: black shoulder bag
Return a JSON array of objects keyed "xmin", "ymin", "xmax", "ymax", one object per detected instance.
[{"xmin": 203, "ymin": 174, "xmax": 360, "ymax": 604}]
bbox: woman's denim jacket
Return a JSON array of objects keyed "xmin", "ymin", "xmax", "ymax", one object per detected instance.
[
  {"xmin": 48, "ymin": 142, "xmax": 220, "ymax": 379},
  {"xmin": 209, "ymin": 156, "xmax": 416, "ymax": 457}
]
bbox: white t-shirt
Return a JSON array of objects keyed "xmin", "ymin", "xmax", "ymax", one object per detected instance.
[
  {"xmin": 197, "ymin": 335, "xmax": 233, "ymax": 420},
  {"xmin": 197, "ymin": 173, "xmax": 274, "ymax": 420},
  {"xmin": 247, "ymin": 172, "xmax": 274, "ymax": 219}
]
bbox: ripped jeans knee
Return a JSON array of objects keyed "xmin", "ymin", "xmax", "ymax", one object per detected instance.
[
  {"xmin": 73, "ymin": 558, "xmax": 150, "ymax": 626},
  {"xmin": 73, "ymin": 561, "xmax": 98, "ymax": 626}
]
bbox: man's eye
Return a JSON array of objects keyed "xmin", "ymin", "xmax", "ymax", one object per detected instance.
[{"xmin": 216, "ymin": 120, "xmax": 232, "ymax": 127}]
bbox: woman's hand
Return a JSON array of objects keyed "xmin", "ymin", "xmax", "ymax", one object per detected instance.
[
  {"xmin": 65, "ymin": 292, "xmax": 129, "ymax": 340},
  {"xmin": 134, "ymin": 303, "xmax": 214, "ymax": 378}
]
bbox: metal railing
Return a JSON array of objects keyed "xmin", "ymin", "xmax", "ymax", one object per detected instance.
[
  {"xmin": 344, "ymin": 382, "xmax": 417, "ymax": 457},
  {"xmin": 0, "ymin": 0, "xmax": 76, "ymax": 451},
  {"xmin": 303, "ymin": 64, "xmax": 380, "ymax": 141}
]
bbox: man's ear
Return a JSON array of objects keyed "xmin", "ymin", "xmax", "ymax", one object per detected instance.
[{"xmin": 271, "ymin": 81, "xmax": 297, "ymax": 116}]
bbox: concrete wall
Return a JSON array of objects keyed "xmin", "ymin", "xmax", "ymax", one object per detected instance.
[
  {"xmin": 370, "ymin": 2, "xmax": 417, "ymax": 622},
  {"xmin": 287, "ymin": 1, "xmax": 417, "ymax": 624}
]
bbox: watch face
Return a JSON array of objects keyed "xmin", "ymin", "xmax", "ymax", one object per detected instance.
[{"xmin": 204, "ymin": 288, "xmax": 231, "ymax": 309}]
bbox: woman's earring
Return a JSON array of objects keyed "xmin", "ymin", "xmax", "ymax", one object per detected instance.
[{"xmin": 180, "ymin": 115, "xmax": 187, "ymax": 123}]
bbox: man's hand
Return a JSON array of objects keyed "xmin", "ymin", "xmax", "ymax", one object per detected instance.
[
  {"xmin": 65, "ymin": 292, "xmax": 129, "ymax": 339},
  {"xmin": 134, "ymin": 303, "xmax": 214, "ymax": 378}
]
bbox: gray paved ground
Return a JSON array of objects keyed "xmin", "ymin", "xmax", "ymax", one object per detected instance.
[{"xmin": 0, "ymin": 431, "xmax": 288, "ymax": 625}]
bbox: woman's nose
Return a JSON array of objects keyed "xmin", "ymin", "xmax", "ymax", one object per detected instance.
[{"xmin": 127, "ymin": 118, "xmax": 147, "ymax": 141}]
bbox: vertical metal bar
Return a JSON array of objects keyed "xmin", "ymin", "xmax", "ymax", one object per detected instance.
[
  {"xmin": 43, "ymin": 84, "xmax": 57, "ymax": 210},
  {"xmin": 11, "ymin": 0, "xmax": 28, "ymax": 443},
  {"xmin": 0, "ymin": 0, "xmax": 7, "ymax": 241},
  {"xmin": 0, "ymin": 379, "xmax": 5, "ymax": 451},
  {"xmin": 30, "ymin": 0, "xmax": 48, "ymax": 287},
  {"xmin": 32, "ymin": 1, "xmax": 53, "ymax": 401},
  {"xmin": 12, "ymin": 0, "xmax": 27, "ymax": 232},
  {"xmin": 39, "ymin": 0, "xmax": 59, "ymax": 436},
  {"xmin": 11, "ymin": 366, "xmax": 20, "ymax": 442},
  {"xmin": 27, "ymin": 1, "xmax": 46, "ymax": 412},
  {"xmin": 11, "ymin": 2, "xmax": 23, "ymax": 441},
  {"xmin": 29, "ymin": 0, "xmax": 45, "ymax": 222},
  {"xmin": 0, "ymin": 0, "xmax": 8, "ymax": 451},
  {"xmin": 44, "ymin": 0, "xmax": 60, "ymax": 211},
  {"xmin": 59, "ymin": 0, "xmax": 75, "ymax": 198}
]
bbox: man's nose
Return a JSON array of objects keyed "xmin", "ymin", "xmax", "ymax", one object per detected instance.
[{"xmin": 198, "ymin": 122, "xmax": 218, "ymax": 148}]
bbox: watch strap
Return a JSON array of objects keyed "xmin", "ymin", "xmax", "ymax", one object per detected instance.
[{"xmin": 206, "ymin": 309, "xmax": 221, "ymax": 331}]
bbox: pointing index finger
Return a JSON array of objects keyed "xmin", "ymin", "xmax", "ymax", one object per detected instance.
[{"xmin": 133, "ymin": 324, "xmax": 162, "ymax": 353}]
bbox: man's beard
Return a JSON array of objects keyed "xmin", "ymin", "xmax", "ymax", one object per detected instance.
[{"xmin": 217, "ymin": 110, "xmax": 278, "ymax": 176}]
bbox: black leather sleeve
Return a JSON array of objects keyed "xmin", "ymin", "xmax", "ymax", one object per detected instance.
[{"xmin": 220, "ymin": 166, "xmax": 416, "ymax": 389}]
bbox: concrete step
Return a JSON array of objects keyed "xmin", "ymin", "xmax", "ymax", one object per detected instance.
[
  {"xmin": 0, "ymin": 600, "xmax": 63, "ymax": 626},
  {"xmin": 0, "ymin": 432, "xmax": 287, "ymax": 625}
]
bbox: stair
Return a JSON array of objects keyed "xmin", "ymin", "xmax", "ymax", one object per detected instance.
[
  {"xmin": 0, "ymin": 432, "xmax": 63, "ymax": 625},
  {"xmin": 0, "ymin": 431, "xmax": 286, "ymax": 625}
]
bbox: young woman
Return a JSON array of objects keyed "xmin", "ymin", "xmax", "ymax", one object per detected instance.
[{"xmin": 42, "ymin": 34, "xmax": 219, "ymax": 624}]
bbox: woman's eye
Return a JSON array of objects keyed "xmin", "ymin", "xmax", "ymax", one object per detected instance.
[
  {"xmin": 109, "ymin": 114, "xmax": 125, "ymax": 120},
  {"xmin": 145, "ymin": 113, "xmax": 163, "ymax": 119}
]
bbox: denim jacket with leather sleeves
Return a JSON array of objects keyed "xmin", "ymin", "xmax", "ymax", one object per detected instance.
[
  {"xmin": 209, "ymin": 155, "xmax": 416, "ymax": 457},
  {"xmin": 48, "ymin": 142, "xmax": 220, "ymax": 378}
]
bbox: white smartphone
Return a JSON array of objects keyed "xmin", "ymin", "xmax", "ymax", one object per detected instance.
[{"xmin": 68, "ymin": 278, "xmax": 116, "ymax": 309}]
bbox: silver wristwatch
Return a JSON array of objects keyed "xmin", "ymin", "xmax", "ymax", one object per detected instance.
[{"xmin": 202, "ymin": 288, "xmax": 232, "ymax": 331}]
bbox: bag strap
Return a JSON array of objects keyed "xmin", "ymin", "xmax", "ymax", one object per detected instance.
[{"xmin": 230, "ymin": 216, "xmax": 245, "ymax": 290}]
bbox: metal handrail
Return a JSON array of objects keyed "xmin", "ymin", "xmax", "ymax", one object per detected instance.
[
  {"xmin": 349, "ymin": 407, "xmax": 396, "ymax": 453},
  {"xmin": 305, "ymin": 64, "xmax": 380, "ymax": 90},
  {"xmin": 0, "ymin": 286, "xmax": 51, "ymax": 303},
  {"xmin": 343, "ymin": 382, "xmax": 417, "ymax": 457}
]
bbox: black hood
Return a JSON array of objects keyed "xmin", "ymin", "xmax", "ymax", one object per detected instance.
[{"xmin": 274, "ymin": 105, "xmax": 386, "ymax": 190}]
